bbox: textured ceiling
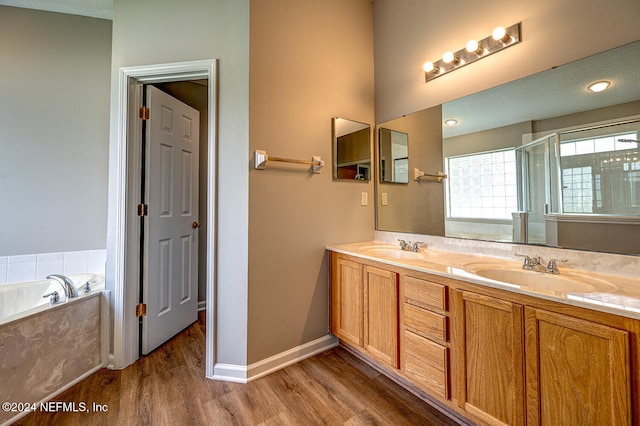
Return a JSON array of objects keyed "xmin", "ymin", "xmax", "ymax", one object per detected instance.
[
  {"xmin": 0, "ymin": 0, "xmax": 113, "ymax": 19},
  {"xmin": 442, "ymin": 41, "xmax": 640, "ymax": 138}
]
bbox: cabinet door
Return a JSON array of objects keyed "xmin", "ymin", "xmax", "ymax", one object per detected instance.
[
  {"xmin": 525, "ymin": 308, "xmax": 631, "ymax": 425},
  {"xmin": 330, "ymin": 256, "xmax": 363, "ymax": 348},
  {"xmin": 364, "ymin": 265, "xmax": 399, "ymax": 368},
  {"xmin": 454, "ymin": 290, "xmax": 525, "ymax": 426}
]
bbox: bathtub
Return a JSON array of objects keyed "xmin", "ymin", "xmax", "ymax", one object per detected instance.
[
  {"xmin": 0, "ymin": 274, "xmax": 106, "ymax": 426},
  {"xmin": 0, "ymin": 273, "xmax": 104, "ymax": 325}
]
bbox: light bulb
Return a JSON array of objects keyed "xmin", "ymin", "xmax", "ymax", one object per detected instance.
[
  {"xmin": 492, "ymin": 26, "xmax": 510, "ymax": 43},
  {"xmin": 444, "ymin": 119, "xmax": 458, "ymax": 126},
  {"xmin": 466, "ymin": 39, "xmax": 483, "ymax": 55},
  {"xmin": 423, "ymin": 61, "xmax": 435, "ymax": 72},
  {"xmin": 443, "ymin": 51, "xmax": 456, "ymax": 64},
  {"xmin": 587, "ymin": 81, "xmax": 610, "ymax": 92}
]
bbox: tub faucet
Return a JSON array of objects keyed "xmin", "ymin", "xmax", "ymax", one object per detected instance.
[{"xmin": 47, "ymin": 274, "xmax": 79, "ymax": 299}]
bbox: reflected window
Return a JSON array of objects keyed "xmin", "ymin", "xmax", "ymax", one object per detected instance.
[
  {"xmin": 445, "ymin": 149, "xmax": 518, "ymax": 219},
  {"xmin": 560, "ymin": 132, "xmax": 640, "ymax": 214}
]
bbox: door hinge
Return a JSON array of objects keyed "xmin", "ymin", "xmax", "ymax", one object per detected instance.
[
  {"xmin": 139, "ymin": 106, "xmax": 150, "ymax": 120},
  {"xmin": 136, "ymin": 303, "xmax": 147, "ymax": 317},
  {"xmin": 137, "ymin": 203, "xmax": 148, "ymax": 217}
]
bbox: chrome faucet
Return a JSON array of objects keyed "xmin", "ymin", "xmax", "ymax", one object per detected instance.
[
  {"xmin": 398, "ymin": 239, "xmax": 411, "ymax": 251},
  {"xmin": 47, "ymin": 274, "xmax": 79, "ymax": 298},
  {"xmin": 411, "ymin": 241, "xmax": 424, "ymax": 252},
  {"xmin": 515, "ymin": 254, "xmax": 567, "ymax": 274},
  {"xmin": 546, "ymin": 258, "xmax": 567, "ymax": 274}
]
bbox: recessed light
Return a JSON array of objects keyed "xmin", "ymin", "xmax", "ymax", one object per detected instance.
[
  {"xmin": 444, "ymin": 119, "xmax": 458, "ymax": 126},
  {"xmin": 587, "ymin": 81, "xmax": 610, "ymax": 93}
]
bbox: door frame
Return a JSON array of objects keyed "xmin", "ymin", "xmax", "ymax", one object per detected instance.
[{"xmin": 108, "ymin": 59, "xmax": 217, "ymax": 376}]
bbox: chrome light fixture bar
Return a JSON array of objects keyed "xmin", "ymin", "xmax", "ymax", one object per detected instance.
[{"xmin": 424, "ymin": 23, "xmax": 522, "ymax": 82}]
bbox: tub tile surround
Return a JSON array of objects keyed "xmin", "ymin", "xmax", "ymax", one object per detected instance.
[
  {"xmin": 328, "ymin": 231, "xmax": 640, "ymax": 318},
  {"xmin": 0, "ymin": 294, "xmax": 102, "ymax": 425},
  {"xmin": 0, "ymin": 249, "xmax": 106, "ymax": 285}
]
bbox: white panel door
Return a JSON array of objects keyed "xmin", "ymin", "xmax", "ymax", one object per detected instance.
[{"xmin": 143, "ymin": 86, "xmax": 200, "ymax": 354}]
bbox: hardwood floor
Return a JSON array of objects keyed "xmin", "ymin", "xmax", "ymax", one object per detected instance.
[{"xmin": 15, "ymin": 313, "xmax": 461, "ymax": 425}]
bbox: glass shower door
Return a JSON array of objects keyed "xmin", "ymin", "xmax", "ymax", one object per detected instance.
[{"xmin": 520, "ymin": 135, "xmax": 559, "ymax": 245}]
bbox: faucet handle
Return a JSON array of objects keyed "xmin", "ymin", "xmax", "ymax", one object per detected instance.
[
  {"xmin": 397, "ymin": 239, "xmax": 409, "ymax": 249},
  {"xmin": 43, "ymin": 291, "xmax": 61, "ymax": 304},
  {"xmin": 80, "ymin": 281, "xmax": 92, "ymax": 294},
  {"xmin": 547, "ymin": 258, "xmax": 567, "ymax": 274},
  {"xmin": 411, "ymin": 241, "xmax": 424, "ymax": 252},
  {"xmin": 515, "ymin": 253, "xmax": 537, "ymax": 269}
]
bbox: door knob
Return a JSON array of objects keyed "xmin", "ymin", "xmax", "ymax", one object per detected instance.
[{"xmin": 192, "ymin": 222, "xmax": 202, "ymax": 229}]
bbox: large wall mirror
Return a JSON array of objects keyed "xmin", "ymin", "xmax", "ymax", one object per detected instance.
[
  {"xmin": 376, "ymin": 40, "xmax": 640, "ymax": 255},
  {"xmin": 332, "ymin": 117, "xmax": 372, "ymax": 181},
  {"xmin": 379, "ymin": 128, "xmax": 409, "ymax": 183}
]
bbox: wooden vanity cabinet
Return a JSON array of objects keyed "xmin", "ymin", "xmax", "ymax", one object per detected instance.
[
  {"xmin": 525, "ymin": 308, "xmax": 632, "ymax": 425},
  {"xmin": 330, "ymin": 255, "xmax": 364, "ymax": 348},
  {"xmin": 400, "ymin": 274, "xmax": 451, "ymax": 400},
  {"xmin": 453, "ymin": 290, "xmax": 525, "ymax": 426},
  {"xmin": 329, "ymin": 250, "xmax": 639, "ymax": 425},
  {"xmin": 454, "ymin": 287, "xmax": 635, "ymax": 426},
  {"xmin": 363, "ymin": 265, "xmax": 399, "ymax": 368},
  {"xmin": 330, "ymin": 253, "xmax": 399, "ymax": 368}
]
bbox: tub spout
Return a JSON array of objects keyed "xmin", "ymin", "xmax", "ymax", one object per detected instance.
[{"xmin": 47, "ymin": 274, "xmax": 79, "ymax": 299}]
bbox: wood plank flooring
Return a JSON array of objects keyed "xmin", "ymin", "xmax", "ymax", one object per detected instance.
[{"xmin": 15, "ymin": 313, "xmax": 461, "ymax": 425}]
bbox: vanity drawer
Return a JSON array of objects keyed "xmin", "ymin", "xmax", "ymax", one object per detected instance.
[
  {"xmin": 403, "ymin": 330, "xmax": 449, "ymax": 399},
  {"xmin": 403, "ymin": 303, "xmax": 448, "ymax": 343},
  {"xmin": 403, "ymin": 275, "xmax": 447, "ymax": 311}
]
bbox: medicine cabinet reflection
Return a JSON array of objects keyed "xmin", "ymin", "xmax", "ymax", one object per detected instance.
[
  {"xmin": 379, "ymin": 128, "xmax": 409, "ymax": 183},
  {"xmin": 332, "ymin": 117, "xmax": 371, "ymax": 181}
]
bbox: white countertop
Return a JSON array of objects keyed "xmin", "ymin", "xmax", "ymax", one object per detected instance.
[{"xmin": 327, "ymin": 241, "xmax": 640, "ymax": 320}]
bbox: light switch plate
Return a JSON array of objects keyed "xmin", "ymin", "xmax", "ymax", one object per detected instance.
[
  {"xmin": 361, "ymin": 192, "xmax": 368, "ymax": 206},
  {"xmin": 381, "ymin": 192, "xmax": 388, "ymax": 206}
]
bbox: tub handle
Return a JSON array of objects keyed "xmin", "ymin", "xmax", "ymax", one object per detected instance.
[
  {"xmin": 43, "ymin": 291, "xmax": 61, "ymax": 305},
  {"xmin": 79, "ymin": 282, "xmax": 92, "ymax": 294}
]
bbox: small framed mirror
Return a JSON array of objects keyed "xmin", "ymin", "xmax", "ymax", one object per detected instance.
[
  {"xmin": 379, "ymin": 128, "xmax": 409, "ymax": 183},
  {"xmin": 332, "ymin": 117, "xmax": 371, "ymax": 181}
]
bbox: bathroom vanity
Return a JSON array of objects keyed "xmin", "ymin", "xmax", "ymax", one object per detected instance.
[{"xmin": 328, "ymin": 241, "xmax": 640, "ymax": 425}]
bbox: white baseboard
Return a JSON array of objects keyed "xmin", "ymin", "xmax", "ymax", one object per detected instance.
[{"xmin": 211, "ymin": 334, "xmax": 338, "ymax": 383}]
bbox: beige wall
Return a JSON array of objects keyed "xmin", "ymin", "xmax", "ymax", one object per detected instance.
[
  {"xmin": 0, "ymin": 7, "xmax": 111, "ymax": 256},
  {"xmin": 248, "ymin": 0, "xmax": 375, "ymax": 363},
  {"xmin": 373, "ymin": 0, "xmax": 640, "ymax": 123},
  {"xmin": 533, "ymin": 100, "xmax": 640, "ymax": 137},
  {"xmin": 443, "ymin": 121, "xmax": 533, "ymax": 157},
  {"xmin": 556, "ymin": 220, "xmax": 640, "ymax": 254},
  {"xmin": 108, "ymin": 0, "xmax": 250, "ymax": 365},
  {"xmin": 377, "ymin": 106, "xmax": 444, "ymax": 235}
]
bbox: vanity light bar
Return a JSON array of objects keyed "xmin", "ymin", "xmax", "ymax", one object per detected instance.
[{"xmin": 423, "ymin": 23, "xmax": 522, "ymax": 82}]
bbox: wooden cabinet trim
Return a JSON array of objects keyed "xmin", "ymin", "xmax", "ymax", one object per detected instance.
[
  {"xmin": 455, "ymin": 289, "xmax": 526, "ymax": 426},
  {"xmin": 363, "ymin": 265, "xmax": 400, "ymax": 369},
  {"xmin": 403, "ymin": 303, "xmax": 448, "ymax": 343},
  {"xmin": 403, "ymin": 330, "xmax": 450, "ymax": 399},
  {"xmin": 403, "ymin": 275, "xmax": 448, "ymax": 312},
  {"xmin": 525, "ymin": 307, "xmax": 632, "ymax": 425}
]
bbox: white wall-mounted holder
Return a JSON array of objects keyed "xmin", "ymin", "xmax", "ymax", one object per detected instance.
[
  {"xmin": 254, "ymin": 149, "xmax": 324, "ymax": 174},
  {"xmin": 414, "ymin": 168, "xmax": 447, "ymax": 183}
]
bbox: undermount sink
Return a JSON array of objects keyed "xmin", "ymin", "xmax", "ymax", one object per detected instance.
[
  {"xmin": 357, "ymin": 245, "xmax": 426, "ymax": 260},
  {"xmin": 464, "ymin": 264, "xmax": 617, "ymax": 294}
]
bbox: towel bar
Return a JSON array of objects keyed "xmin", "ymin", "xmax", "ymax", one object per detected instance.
[{"xmin": 254, "ymin": 150, "xmax": 324, "ymax": 174}]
